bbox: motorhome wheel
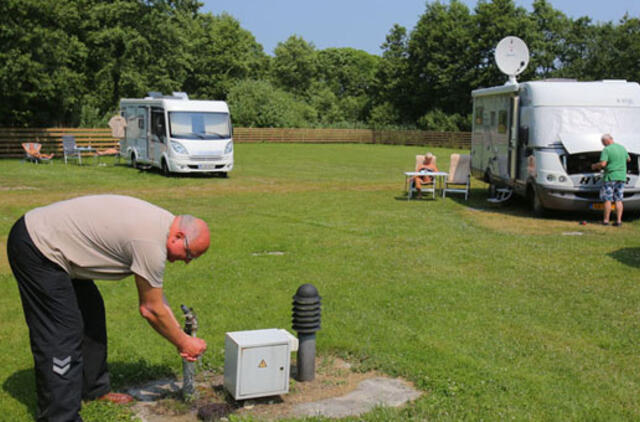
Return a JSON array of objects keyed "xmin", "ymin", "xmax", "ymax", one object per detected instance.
[
  {"xmin": 161, "ymin": 159, "xmax": 170, "ymax": 176},
  {"xmin": 131, "ymin": 152, "xmax": 137, "ymax": 169}
]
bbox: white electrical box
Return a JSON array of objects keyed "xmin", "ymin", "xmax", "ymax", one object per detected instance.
[{"xmin": 224, "ymin": 328, "xmax": 298, "ymax": 400}]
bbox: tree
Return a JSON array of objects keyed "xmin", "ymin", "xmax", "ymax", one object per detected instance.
[
  {"xmin": 471, "ymin": 0, "xmax": 536, "ymax": 88},
  {"xmin": 407, "ymin": 0, "xmax": 475, "ymax": 118},
  {"xmin": 183, "ymin": 13, "xmax": 268, "ymax": 100},
  {"xmin": 271, "ymin": 35, "xmax": 317, "ymax": 95},
  {"xmin": 0, "ymin": 0, "xmax": 88, "ymax": 126},
  {"xmin": 529, "ymin": 0, "xmax": 570, "ymax": 78},
  {"xmin": 373, "ymin": 24, "xmax": 410, "ymax": 124},
  {"xmin": 227, "ymin": 80, "xmax": 315, "ymax": 128}
]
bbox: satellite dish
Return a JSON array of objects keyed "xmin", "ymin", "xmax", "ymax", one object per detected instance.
[{"xmin": 495, "ymin": 36, "xmax": 529, "ymax": 84}]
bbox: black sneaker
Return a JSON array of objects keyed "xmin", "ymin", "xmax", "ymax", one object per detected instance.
[
  {"xmin": 613, "ymin": 221, "xmax": 622, "ymax": 227},
  {"xmin": 602, "ymin": 221, "xmax": 610, "ymax": 226}
]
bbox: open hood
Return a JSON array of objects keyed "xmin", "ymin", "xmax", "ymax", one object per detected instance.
[{"xmin": 560, "ymin": 133, "xmax": 640, "ymax": 155}]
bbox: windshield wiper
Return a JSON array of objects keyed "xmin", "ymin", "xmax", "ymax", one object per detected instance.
[
  {"xmin": 173, "ymin": 132, "xmax": 205, "ymax": 139},
  {"xmin": 203, "ymin": 132, "xmax": 225, "ymax": 139}
]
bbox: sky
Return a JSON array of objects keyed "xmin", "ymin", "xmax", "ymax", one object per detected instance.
[{"xmin": 200, "ymin": 0, "xmax": 640, "ymax": 56}]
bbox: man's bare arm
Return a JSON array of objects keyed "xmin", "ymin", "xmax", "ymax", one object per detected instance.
[{"xmin": 134, "ymin": 275, "xmax": 206, "ymax": 359}]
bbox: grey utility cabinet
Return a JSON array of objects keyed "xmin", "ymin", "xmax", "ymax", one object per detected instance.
[{"xmin": 224, "ymin": 329, "xmax": 297, "ymax": 400}]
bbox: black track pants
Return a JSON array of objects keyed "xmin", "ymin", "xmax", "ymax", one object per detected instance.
[{"xmin": 7, "ymin": 216, "xmax": 110, "ymax": 422}]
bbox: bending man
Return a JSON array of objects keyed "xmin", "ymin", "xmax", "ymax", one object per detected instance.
[{"xmin": 6, "ymin": 194, "xmax": 209, "ymax": 421}]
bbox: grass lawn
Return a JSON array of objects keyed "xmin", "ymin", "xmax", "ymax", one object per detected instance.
[{"xmin": 1, "ymin": 143, "xmax": 639, "ymax": 421}]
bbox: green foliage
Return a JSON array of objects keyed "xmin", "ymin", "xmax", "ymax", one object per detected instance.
[
  {"xmin": 3, "ymin": 0, "xmax": 640, "ymax": 131},
  {"xmin": 406, "ymin": 0, "xmax": 475, "ymax": 118},
  {"xmin": 0, "ymin": 0, "xmax": 88, "ymax": 126},
  {"xmin": 417, "ymin": 109, "xmax": 469, "ymax": 131},
  {"xmin": 184, "ymin": 13, "xmax": 268, "ymax": 100},
  {"xmin": 271, "ymin": 35, "xmax": 317, "ymax": 95},
  {"xmin": 227, "ymin": 79, "xmax": 315, "ymax": 128},
  {"xmin": 368, "ymin": 102, "xmax": 400, "ymax": 128}
]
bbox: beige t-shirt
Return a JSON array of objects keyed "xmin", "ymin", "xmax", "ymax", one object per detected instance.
[
  {"xmin": 25, "ymin": 195, "xmax": 174, "ymax": 287},
  {"xmin": 108, "ymin": 115, "xmax": 127, "ymax": 138}
]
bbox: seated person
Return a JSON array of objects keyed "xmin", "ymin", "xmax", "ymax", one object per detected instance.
[{"xmin": 413, "ymin": 152, "xmax": 439, "ymax": 191}]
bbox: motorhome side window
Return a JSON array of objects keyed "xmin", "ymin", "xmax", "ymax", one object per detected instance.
[
  {"xmin": 169, "ymin": 112, "xmax": 231, "ymax": 140},
  {"xmin": 497, "ymin": 110, "xmax": 508, "ymax": 134},
  {"xmin": 474, "ymin": 106, "xmax": 484, "ymax": 128},
  {"xmin": 490, "ymin": 111, "xmax": 496, "ymax": 127},
  {"xmin": 151, "ymin": 109, "xmax": 166, "ymax": 143}
]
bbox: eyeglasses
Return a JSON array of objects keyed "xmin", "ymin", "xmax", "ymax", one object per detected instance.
[{"xmin": 184, "ymin": 236, "xmax": 193, "ymax": 260}]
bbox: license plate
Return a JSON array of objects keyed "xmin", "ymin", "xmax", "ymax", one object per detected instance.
[{"xmin": 591, "ymin": 203, "xmax": 615, "ymax": 210}]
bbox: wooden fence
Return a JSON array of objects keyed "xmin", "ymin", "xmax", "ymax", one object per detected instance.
[{"xmin": 0, "ymin": 127, "xmax": 471, "ymax": 158}]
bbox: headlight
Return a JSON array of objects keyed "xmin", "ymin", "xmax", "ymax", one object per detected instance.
[
  {"xmin": 546, "ymin": 174, "xmax": 556, "ymax": 182},
  {"xmin": 170, "ymin": 141, "xmax": 188, "ymax": 154},
  {"xmin": 558, "ymin": 176, "xmax": 567, "ymax": 183},
  {"xmin": 224, "ymin": 140, "xmax": 233, "ymax": 154}
]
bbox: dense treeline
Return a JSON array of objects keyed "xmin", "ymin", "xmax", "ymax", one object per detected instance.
[{"xmin": 2, "ymin": 0, "xmax": 640, "ymax": 130}]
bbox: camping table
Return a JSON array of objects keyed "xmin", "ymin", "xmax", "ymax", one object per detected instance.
[
  {"xmin": 76, "ymin": 145, "xmax": 97, "ymax": 165},
  {"xmin": 404, "ymin": 171, "xmax": 449, "ymax": 199}
]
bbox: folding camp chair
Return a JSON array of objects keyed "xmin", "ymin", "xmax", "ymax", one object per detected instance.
[
  {"xmin": 408, "ymin": 154, "xmax": 438, "ymax": 199},
  {"xmin": 62, "ymin": 135, "xmax": 95, "ymax": 164},
  {"xmin": 22, "ymin": 142, "xmax": 53, "ymax": 164},
  {"xmin": 443, "ymin": 154, "xmax": 471, "ymax": 200}
]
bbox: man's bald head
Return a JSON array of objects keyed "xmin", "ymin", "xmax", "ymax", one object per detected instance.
[
  {"xmin": 178, "ymin": 215, "xmax": 210, "ymax": 255},
  {"xmin": 166, "ymin": 215, "xmax": 210, "ymax": 263}
]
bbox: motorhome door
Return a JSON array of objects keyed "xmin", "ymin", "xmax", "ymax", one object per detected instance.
[
  {"xmin": 135, "ymin": 106, "xmax": 149, "ymax": 161},
  {"xmin": 150, "ymin": 107, "xmax": 167, "ymax": 164}
]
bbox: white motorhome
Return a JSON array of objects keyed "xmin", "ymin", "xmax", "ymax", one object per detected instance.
[
  {"xmin": 120, "ymin": 92, "xmax": 233, "ymax": 176},
  {"xmin": 471, "ymin": 37, "xmax": 640, "ymax": 215},
  {"xmin": 472, "ymin": 80, "xmax": 640, "ymax": 215}
]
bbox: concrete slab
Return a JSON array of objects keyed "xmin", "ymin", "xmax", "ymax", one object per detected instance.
[
  {"xmin": 291, "ymin": 377, "xmax": 421, "ymax": 418},
  {"xmin": 126, "ymin": 378, "xmax": 182, "ymax": 402}
]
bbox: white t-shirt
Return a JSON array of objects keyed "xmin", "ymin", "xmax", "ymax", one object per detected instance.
[{"xmin": 25, "ymin": 195, "xmax": 174, "ymax": 287}]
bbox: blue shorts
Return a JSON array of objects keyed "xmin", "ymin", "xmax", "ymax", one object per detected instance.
[{"xmin": 600, "ymin": 181, "xmax": 625, "ymax": 202}]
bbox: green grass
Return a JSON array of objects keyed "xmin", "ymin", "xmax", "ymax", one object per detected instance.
[{"xmin": 1, "ymin": 144, "xmax": 639, "ymax": 421}]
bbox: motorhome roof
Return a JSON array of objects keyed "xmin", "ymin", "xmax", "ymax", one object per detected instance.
[
  {"xmin": 473, "ymin": 80, "xmax": 640, "ymax": 107},
  {"xmin": 120, "ymin": 98, "xmax": 229, "ymax": 113}
]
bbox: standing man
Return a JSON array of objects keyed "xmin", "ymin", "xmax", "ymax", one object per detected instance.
[
  {"xmin": 6, "ymin": 195, "xmax": 209, "ymax": 421},
  {"xmin": 592, "ymin": 134, "xmax": 630, "ymax": 226}
]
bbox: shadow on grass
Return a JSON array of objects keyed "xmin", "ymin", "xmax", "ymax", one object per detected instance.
[
  {"xmin": 2, "ymin": 360, "xmax": 173, "ymax": 418},
  {"xmin": 2, "ymin": 368, "xmax": 37, "ymax": 419},
  {"xmin": 130, "ymin": 165, "xmax": 229, "ymax": 179},
  {"xmin": 609, "ymin": 248, "xmax": 640, "ymax": 268},
  {"xmin": 446, "ymin": 188, "xmax": 640, "ymax": 223}
]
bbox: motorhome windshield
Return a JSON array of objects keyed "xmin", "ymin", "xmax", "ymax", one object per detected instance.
[{"xmin": 169, "ymin": 112, "xmax": 230, "ymax": 140}]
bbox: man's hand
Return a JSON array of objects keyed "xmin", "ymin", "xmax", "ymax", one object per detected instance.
[{"xmin": 179, "ymin": 336, "xmax": 207, "ymax": 362}]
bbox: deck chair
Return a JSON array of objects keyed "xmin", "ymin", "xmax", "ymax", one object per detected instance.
[
  {"xmin": 22, "ymin": 142, "xmax": 53, "ymax": 164},
  {"xmin": 62, "ymin": 135, "xmax": 84, "ymax": 164},
  {"xmin": 408, "ymin": 154, "xmax": 437, "ymax": 199},
  {"xmin": 443, "ymin": 154, "xmax": 471, "ymax": 200},
  {"xmin": 95, "ymin": 147, "xmax": 121, "ymax": 165}
]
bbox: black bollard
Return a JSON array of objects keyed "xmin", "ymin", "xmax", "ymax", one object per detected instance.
[{"xmin": 292, "ymin": 284, "xmax": 321, "ymax": 381}]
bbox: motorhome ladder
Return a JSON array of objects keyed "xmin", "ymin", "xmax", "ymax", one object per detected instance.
[{"xmin": 487, "ymin": 188, "xmax": 513, "ymax": 204}]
